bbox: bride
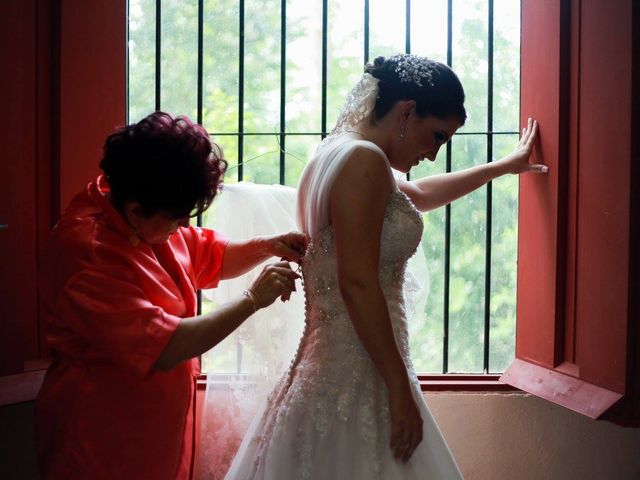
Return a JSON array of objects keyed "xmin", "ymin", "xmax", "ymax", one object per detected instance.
[{"xmin": 218, "ymin": 54, "xmax": 544, "ymax": 479}]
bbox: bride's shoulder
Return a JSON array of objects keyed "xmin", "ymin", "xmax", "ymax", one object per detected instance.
[
  {"xmin": 333, "ymin": 142, "xmax": 394, "ymax": 193},
  {"xmin": 339, "ymin": 137, "xmax": 386, "ymax": 158},
  {"xmin": 337, "ymin": 138, "xmax": 389, "ymax": 167}
]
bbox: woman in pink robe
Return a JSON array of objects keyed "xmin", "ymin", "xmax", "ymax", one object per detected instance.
[{"xmin": 36, "ymin": 112, "xmax": 306, "ymax": 480}]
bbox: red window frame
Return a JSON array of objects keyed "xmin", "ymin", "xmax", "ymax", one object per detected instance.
[{"xmin": 500, "ymin": 0, "xmax": 639, "ymax": 425}]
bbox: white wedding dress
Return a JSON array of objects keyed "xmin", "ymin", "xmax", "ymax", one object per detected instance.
[{"xmin": 224, "ymin": 135, "xmax": 463, "ymax": 480}]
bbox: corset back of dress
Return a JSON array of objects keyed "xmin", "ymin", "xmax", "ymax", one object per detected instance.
[
  {"xmin": 299, "ymin": 189, "xmax": 423, "ymax": 367},
  {"xmin": 296, "ymin": 135, "xmax": 424, "ymax": 369}
]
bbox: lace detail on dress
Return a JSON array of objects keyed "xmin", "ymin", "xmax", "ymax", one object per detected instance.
[{"xmin": 242, "ymin": 190, "xmax": 423, "ymax": 479}]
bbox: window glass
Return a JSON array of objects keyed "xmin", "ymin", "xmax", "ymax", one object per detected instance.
[{"xmin": 127, "ymin": 0, "xmax": 521, "ymax": 374}]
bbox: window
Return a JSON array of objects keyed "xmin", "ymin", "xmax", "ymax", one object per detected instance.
[{"xmin": 127, "ymin": 0, "xmax": 523, "ymax": 375}]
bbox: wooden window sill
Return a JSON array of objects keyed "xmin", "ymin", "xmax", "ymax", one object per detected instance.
[
  {"xmin": 196, "ymin": 374, "xmax": 519, "ymax": 393},
  {"xmin": 0, "ymin": 369, "xmax": 47, "ymax": 407}
]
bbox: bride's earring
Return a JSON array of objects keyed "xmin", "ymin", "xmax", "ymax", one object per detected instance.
[{"xmin": 399, "ymin": 124, "xmax": 406, "ymax": 141}]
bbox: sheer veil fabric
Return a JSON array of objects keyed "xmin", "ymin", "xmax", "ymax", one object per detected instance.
[{"xmin": 195, "ymin": 183, "xmax": 306, "ymax": 479}]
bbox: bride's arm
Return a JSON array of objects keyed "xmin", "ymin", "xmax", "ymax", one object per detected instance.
[
  {"xmin": 398, "ymin": 118, "xmax": 545, "ymax": 212},
  {"xmin": 331, "ymin": 147, "xmax": 422, "ymax": 462}
]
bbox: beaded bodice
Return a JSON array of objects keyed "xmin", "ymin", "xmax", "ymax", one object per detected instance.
[
  {"xmin": 298, "ymin": 189, "xmax": 423, "ymax": 378},
  {"xmin": 249, "ymin": 188, "xmax": 424, "ymax": 479}
]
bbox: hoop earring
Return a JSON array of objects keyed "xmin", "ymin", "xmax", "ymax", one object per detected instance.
[{"xmin": 128, "ymin": 224, "xmax": 141, "ymax": 247}]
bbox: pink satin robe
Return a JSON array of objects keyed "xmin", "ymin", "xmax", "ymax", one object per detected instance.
[{"xmin": 36, "ymin": 176, "xmax": 228, "ymax": 479}]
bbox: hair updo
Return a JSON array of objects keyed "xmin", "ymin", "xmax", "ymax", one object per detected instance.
[
  {"xmin": 365, "ymin": 54, "xmax": 467, "ymax": 125},
  {"xmin": 99, "ymin": 111, "xmax": 227, "ymax": 218}
]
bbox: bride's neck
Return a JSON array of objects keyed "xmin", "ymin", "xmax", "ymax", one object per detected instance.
[{"xmin": 349, "ymin": 118, "xmax": 395, "ymax": 156}]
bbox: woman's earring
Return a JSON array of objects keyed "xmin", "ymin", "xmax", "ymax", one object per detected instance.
[
  {"xmin": 399, "ymin": 125, "xmax": 406, "ymax": 141},
  {"xmin": 128, "ymin": 231, "xmax": 141, "ymax": 247},
  {"xmin": 128, "ymin": 225, "xmax": 141, "ymax": 247}
]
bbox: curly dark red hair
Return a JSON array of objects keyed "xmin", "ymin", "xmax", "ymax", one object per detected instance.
[{"xmin": 99, "ymin": 111, "xmax": 226, "ymax": 218}]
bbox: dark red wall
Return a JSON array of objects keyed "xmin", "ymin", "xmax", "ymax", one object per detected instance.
[
  {"xmin": 0, "ymin": 0, "xmax": 125, "ymax": 376},
  {"xmin": 1, "ymin": 0, "xmax": 40, "ymax": 376},
  {"xmin": 58, "ymin": 0, "xmax": 127, "ymax": 209}
]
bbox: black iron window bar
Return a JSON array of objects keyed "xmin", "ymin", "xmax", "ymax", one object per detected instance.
[{"xmin": 132, "ymin": 0, "xmax": 518, "ymax": 375}]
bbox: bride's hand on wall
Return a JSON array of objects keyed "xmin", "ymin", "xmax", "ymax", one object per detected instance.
[
  {"xmin": 498, "ymin": 117, "xmax": 548, "ymax": 175},
  {"xmin": 388, "ymin": 386, "xmax": 424, "ymax": 462}
]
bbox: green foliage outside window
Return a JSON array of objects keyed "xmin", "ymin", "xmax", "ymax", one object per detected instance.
[{"xmin": 128, "ymin": 0, "xmax": 521, "ymax": 374}]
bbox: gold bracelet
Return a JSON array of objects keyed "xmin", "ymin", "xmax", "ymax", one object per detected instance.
[{"xmin": 242, "ymin": 289, "xmax": 259, "ymax": 313}]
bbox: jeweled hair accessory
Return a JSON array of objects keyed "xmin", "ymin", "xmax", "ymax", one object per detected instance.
[
  {"xmin": 389, "ymin": 54, "xmax": 438, "ymax": 87},
  {"xmin": 316, "ymin": 72, "xmax": 380, "ymax": 152}
]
